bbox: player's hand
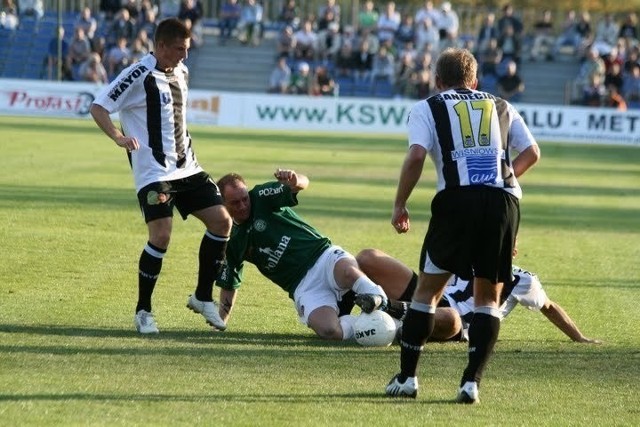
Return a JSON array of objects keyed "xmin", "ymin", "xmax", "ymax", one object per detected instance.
[
  {"xmin": 274, "ymin": 168, "xmax": 298, "ymax": 186},
  {"xmin": 392, "ymin": 206, "xmax": 410, "ymax": 234},
  {"xmin": 115, "ymin": 135, "xmax": 140, "ymax": 151}
]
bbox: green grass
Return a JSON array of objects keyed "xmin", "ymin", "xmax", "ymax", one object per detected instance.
[{"xmin": 0, "ymin": 116, "xmax": 639, "ymax": 426}]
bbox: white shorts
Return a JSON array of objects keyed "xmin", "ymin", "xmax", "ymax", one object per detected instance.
[{"xmin": 293, "ymin": 245, "xmax": 354, "ymax": 325}]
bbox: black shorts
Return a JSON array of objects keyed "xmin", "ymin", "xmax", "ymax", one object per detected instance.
[
  {"xmin": 137, "ymin": 171, "xmax": 224, "ymax": 223},
  {"xmin": 420, "ymin": 186, "xmax": 520, "ymax": 284}
]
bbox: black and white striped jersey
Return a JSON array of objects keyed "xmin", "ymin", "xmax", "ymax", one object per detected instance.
[
  {"xmin": 443, "ymin": 266, "xmax": 548, "ymax": 326},
  {"xmin": 407, "ymin": 88, "xmax": 537, "ymax": 199},
  {"xmin": 93, "ymin": 53, "xmax": 202, "ymax": 192}
]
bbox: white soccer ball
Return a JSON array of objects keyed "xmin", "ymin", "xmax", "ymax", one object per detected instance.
[{"xmin": 354, "ymin": 310, "xmax": 398, "ymax": 347}]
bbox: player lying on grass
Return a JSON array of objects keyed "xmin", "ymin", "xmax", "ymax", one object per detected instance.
[
  {"xmin": 213, "ymin": 168, "xmax": 389, "ymax": 340},
  {"xmin": 349, "ymin": 248, "xmax": 601, "ymax": 344}
]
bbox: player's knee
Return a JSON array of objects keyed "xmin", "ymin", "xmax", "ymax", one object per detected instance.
[
  {"xmin": 314, "ymin": 324, "xmax": 343, "ymax": 340},
  {"xmin": 355, "ymin": 248, "xmax": 377, "ymax": 272}
]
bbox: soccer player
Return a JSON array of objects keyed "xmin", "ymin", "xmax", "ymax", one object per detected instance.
[
  {"xmin": 90, "ymin": 18, "xmax": 231, "ymax": 335},
  {"xmin": 386, "ymin": 47, "xmax": 541, "ymax": 402},
  {"xmin": 354, "ymin": 248, "xmax": 602, "ymax": 344},
  {"xmin": 215, "ymin": 169, "xmax": 388, "ymax": 341}
]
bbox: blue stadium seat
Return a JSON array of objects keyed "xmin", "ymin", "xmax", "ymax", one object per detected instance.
[{"xmin": 373, "ymin": 78, "xmax": 394, "ymax": 98}]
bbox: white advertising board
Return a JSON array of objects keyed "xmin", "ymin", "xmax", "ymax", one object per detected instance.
[{"xmin": 0, "ymin": 79, "xmax": 638, "ymax": 146}]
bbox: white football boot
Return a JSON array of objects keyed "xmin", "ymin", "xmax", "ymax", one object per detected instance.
[
  {"xmin": 134, "ymin": 310, "xmax": 159, "ymax": 334},
  {"xmin": 187, "ymin": 294, "xmax": 227, "ymax": 331}
]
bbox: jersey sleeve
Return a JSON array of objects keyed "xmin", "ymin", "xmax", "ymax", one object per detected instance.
[
  {"xmin": 407, "ymin": 100, "xmax": 436, "ymax": 151},
  {"xmin": 92, "ymin": 62, "xmax": 149, "ymax": 114},
  {"xmin": 509, "ymin": 269, "xmax": 548, "ymax": 311},
  {"xmin": 507, "ymin": 104, "xmax": 538, "ymax": 154},
  {"xmin": 251, "ymin": 181, "xmax": 298, "ymax": 211}
]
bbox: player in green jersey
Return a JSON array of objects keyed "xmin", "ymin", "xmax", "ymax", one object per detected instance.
[{"xmin": 215, "ymin": 168, "xmax": 389, "ymax": 341}]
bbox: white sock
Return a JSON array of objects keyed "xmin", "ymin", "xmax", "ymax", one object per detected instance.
[
  {"xmin": 352, "ymin": 276, "xmax": 386, "ymax": 298},
  {"xmin": 339, "ymin": 314, "xmax": 357, "ymax": 340}
]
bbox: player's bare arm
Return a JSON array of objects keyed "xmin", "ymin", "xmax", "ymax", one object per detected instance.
[
  {"xmin": 274, "ymin": 168, "xmax": 309, "ymax": 192},
  {"xmin": 512, "ymin": 144, "xmax": 540, "ymax": 178},
  {"xmin": 540, "ymin": 299, "xmax": 602, "ymax": 344},
  {"xmin": 89, "ymin": 104, "xmax": 140, "ymax": 151},
  {"xmin": 392, "ymin": 144, "xmax": 426, "ymax": 233}
]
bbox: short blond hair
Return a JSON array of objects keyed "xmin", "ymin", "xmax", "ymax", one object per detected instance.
[{"xmin": 435, "ymin": 48, "xmax": 477, "ymax": 89}]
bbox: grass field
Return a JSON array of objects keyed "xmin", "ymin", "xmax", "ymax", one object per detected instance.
[{"xmin": 0, "ymin": 116, "xmax": 639, "ymax": 426}]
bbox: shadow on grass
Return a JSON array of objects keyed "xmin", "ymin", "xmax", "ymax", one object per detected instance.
[{"xmin": 0, "ymin": 391, "xmax": 452, "ymax": 404}]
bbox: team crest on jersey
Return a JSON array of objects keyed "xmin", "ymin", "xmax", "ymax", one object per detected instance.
[
  {"xmin": 161, "ymin": 92, "xmax": 171, "ymax": 105},
  {"xmin": 253, "ymin": 219, "xmax": 267, "ymax": 232}
]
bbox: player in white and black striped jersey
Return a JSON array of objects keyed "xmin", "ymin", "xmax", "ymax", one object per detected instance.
[
  {"xmin": 90, "ymin": 18, "xmax": 232, "ymax": 334},
  {"xmin": 353, "ymin": 248, "xmax": 601, "ymax": 344},
  {"xmin": 386, "ymin": 47, "xmax": 541, "ymax": 402}
]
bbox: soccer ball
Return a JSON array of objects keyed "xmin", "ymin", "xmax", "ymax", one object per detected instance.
[{"xmin": 354, "ymin": 310, "xmax": 398, "ymax": 347}]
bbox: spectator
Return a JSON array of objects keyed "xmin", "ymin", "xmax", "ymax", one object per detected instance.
[
  {"xmin": 288, "ymin": 61, "xmax": 312, "ymax": 95},
  {"xmin": 293, "ymin": 20, "xmax": 317, "ymax": 60},
  {"xmin": 268, "ymin": 54, "xmax": 291, "ymax": 93},
  {"xmin": 219, "ymin": 0, "xmax": 241, "ymax": 44},
  {"xmin": 605, "ymin": 85, "xmax": 627, "ymax": 111},
  {"xmin": 109, "ymin": 8, "xmax": 136, "ymax": 46},
  {"xmin": 335, "ymin": 43, "xmax": 354, "ymax": 77},
  {"xmin": 622, "ymin": 62, "xmax": 640, "ymax": 108},
  {"xmin": 360, "ymin": 27, "xmax": 380, "ymax": 55},
  {"xmin": 178, "ymin": 0, "xmax": 202, "ymax": 24},
  {"xmin": 317, "ymin": 21, "xmax": 341, "ymax": 62},
  {"xmin": 17, "ymin": 0, "xmax": 43, "ymax": 20},
  {"xmin": 476, "ymin": 12, "xmax": 498, "ymax": 55},
  {"xmin": 352, "ymin": 38, "xmax": 373, "ymax": 84},
  {"xmin": 415, "ymin": 15, "xmax": 439, "ymax": 56},
  {"xmin": 238, "ymin": 0, "xmax": 263, "ymax": 46},
  {"xmin": 414, "ymin": 0, "xmax": 440, "ymax": 31},
  {"xmin": 530, "ymin": 10, "xmax": 555, "ymax": 61},
  {"xmin": 159, "ymin": 0, "xmax": 181, "ymax": 19},
  {"xmin": 575, "ymin": 46, "xmax": 606, "ymax": 95},
  {"xmin": 312, "ymin": 65, "xmax": 336, "ymax": 96},
  {"xmin": 604, "ymin": 62, "xmax": 624, "ymax": 94},
  {"xmin": 395, "ymin": 14, "xmax": 415, "ymax": 48},
  {"xmin": 477, "ymin": 37, "xmax": 502, "ymax": 77},
  {"xmin": 276, "ymin": 25, "xmax": 295, "ymax": 58},
  {"xmin": 358, "ymin": 0, "xmax": 378, "ymax": 32},
  {"xmin": 376, "ymin": 1, "xmax": 400, "ymax": 45},
  {"xmin": 623, "ymin": 45, "xmax": 640, "ymax": 75},
  {"xmin": 594, "ymin": 13, "xmax": 619, "ymax": 55},
  {"xmin": 99, "ymin": 0, "xmax": 121, "ymax": 21},
  {"xmin": 278, "ymin": 0, "xmax": 299, "ymax": 31},
  {"xmin": 406, "ymin": 68, "xmax": 432, "ymax": 99},
  {"xmin": 553, "ymin": 10, "xmax": 579, "ymax": 57},
  {"xmin": 414, "ymin": 50, "xmax": 432, "ymax": 72},
  {"xmin": 574, "ymin": 11, "xmax": 593, "ymax": 57},
  {"xmin": 123, "ymin": 0, "xmax": 141, "ymax": 21},
  {"xmin": 498, "ymin": 23, "xmax": 521, "ymax": 65},
  {"xmin": 129, "ymin": 35, "xmax": 149, "ymax": 62},
  {"xmin": 136, "ymin": 27, "xmax": 154, "ymax": 52},
  {"xmin": 618, "ymin": 12, "xmax": 638, "ymax": 46},
  {"xmin": 582, "ymin": 73, "xmax": 606, "ymax": 106},
  {"xmin": 438, "ymin": 2, "xmax": 459, "ymax": 44},
  {"xmin": 137, "ymin": 6, "xmax": 158, "ymax": 38},
  {"xmin": 106, "ymin": 36, "xmax": 131, "ymax": 80},
  {"xmin": 497, "ymin": 3, "xmax": 523, "ymax": 37},
  {"xmin": 91, "ymin": 35, "xmax": 107, "ymax": 59},
  {"xmin": 317, "ymin": 0, "xmax": 339, "ymax": 32},
  {"xmin": 75, "ymin": 7, "xmax": 98, "ymax": 41},
  {"xmin": 1, "ymin": 0, "xmax": 19, "ymax": 30},
  {"xmin": 47, "ymin": 26, "xmax": 70, "ymax": 80},
  {"xmin": 371, "ymin": 45, "xmax": 395, "ymax": 84},
  {"xmin": 66, "ymin": 26, "xmax": 92, "ymax": 80},
  {"xmin": 497, "ymin": 59, "xmax": 524, "ymax": 102},
  {"xmin": 341, "ymin": 24, "xmax": 356, "ymax": 50},
  {"xmin": 393, "ymin": 51, "xmax": 415, "ymax": 98},
  {"xmin": 78, "ymin": 52, "xmax": 108, "ymax": 83}
]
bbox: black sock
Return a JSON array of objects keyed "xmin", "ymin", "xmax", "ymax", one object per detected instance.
[
  {"xmin": 383, "ymin": 300, "xmax": 408, "ymax": 320},
  {"xmin": 195, "ymin": 232, "xmax": 228, "ymax": 302},
  {"xmin": 337, "ymin": 290, "xmax": 356, "ymax": 316},
  {"xmin": 399, "ymin": 307, "xmax": 434, "ymax": 379},
  {"xmin": 398, "ymin": 272, "xmax": 418, "ymax": 301},
  {"xmin": 460, "ymin": 312, "xmax": 501, "ymax": 386},
  {"xmin": 136, "ymin": 242, "xmax": 165, "ymax": 313}
]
